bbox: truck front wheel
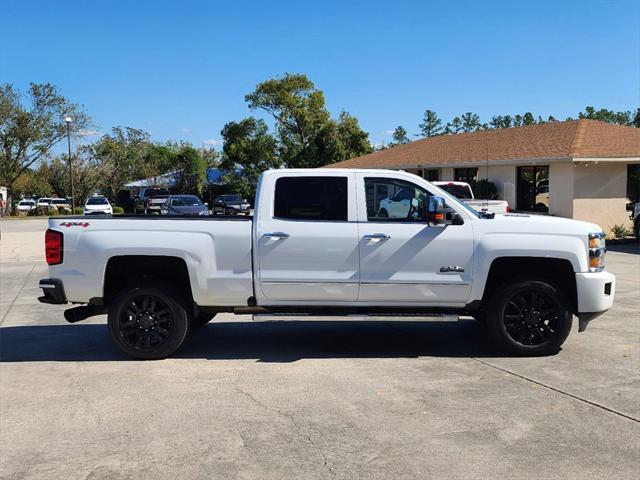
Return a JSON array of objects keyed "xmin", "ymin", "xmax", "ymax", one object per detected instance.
[
  {"xmin": 486, "ymin": 280, "xmax": 572, "ymax": 356},
  {"xmin": 108, "ymin": 282, "xmax": 191, "ymax": 360}
]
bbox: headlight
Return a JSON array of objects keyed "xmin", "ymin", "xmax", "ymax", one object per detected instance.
[{"xmin": 588, "ymin": 232, "xmax": 606, "ymax": 272}]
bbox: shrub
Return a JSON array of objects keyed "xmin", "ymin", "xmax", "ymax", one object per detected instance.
[
  {"xmin": 74, "ymin": 207, "xmax": 84, "ymax": 215},
  {"xmin": 609, "ymin": 224, "xmax": 631, "ymax": 239},
  {"xmin": 113, "ymin": 206, "xmax": 124, "ymax": 215},
  {"xmin": 471, "ymin": 179, "xmax": 498, "ymax": 200},
  {"xmin": 49, "ymin": 209, "xmax": 60, "ymax": 216}
]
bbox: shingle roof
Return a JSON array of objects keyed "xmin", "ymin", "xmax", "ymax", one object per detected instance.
[{"xmin": 325, "ymin": 119, "xmax": 640, "ymax": 169}]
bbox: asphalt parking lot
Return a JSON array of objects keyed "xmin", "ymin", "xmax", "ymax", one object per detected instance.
[{"xmin": 1, "ymin": 218, "xmax": 639, "ymax": 479}]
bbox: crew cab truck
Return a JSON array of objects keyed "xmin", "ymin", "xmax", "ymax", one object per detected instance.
[{"xmin": 39, "ymin": 169, "xmax": 615, "ymax": 360}]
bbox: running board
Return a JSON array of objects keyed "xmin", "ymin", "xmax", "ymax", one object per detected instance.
[{"xmin": 251, "ymin": 313, "xmax": 460, "ymax": 322}]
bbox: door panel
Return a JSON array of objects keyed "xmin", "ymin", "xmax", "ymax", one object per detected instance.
[
  {"xmin": 256, "ymin": 174, "xmax": 360, "ymax": 302},
  {"xmin": 357, "ymin": 174, "xmax": 474, "ymax": 304}
]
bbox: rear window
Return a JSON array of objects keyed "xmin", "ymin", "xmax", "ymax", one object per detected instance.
[
  {"xmin": 274, "ymin": 176, "xmax": 348, "ymax": 221},
  {"xmin": 51, "ymin": 199, "xmax": 67, "ymax": 205},
  {"xmin": 438, "ymin": 184, "xmax": 473, "ymax": 199},
  {"xmin": 87, "ymin": 197, "xmax": 108, "ymax": 205}
]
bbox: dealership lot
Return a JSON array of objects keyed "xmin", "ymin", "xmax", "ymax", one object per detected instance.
[{"xmin": 1, "ymin": 219, "xmax": 638, "ymax": 479}]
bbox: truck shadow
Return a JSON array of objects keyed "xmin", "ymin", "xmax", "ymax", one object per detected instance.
[{"xmin": 0, "ymin": 319, "xmax": 510, "ymax": 362}]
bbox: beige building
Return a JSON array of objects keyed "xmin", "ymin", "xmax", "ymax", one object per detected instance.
[{"xmin": 327, "ymin": 119, "xmax": 640, "ymax": 232}]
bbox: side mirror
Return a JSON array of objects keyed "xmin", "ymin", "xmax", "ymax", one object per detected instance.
[{"xmin": 428, "ymin": 196, "xmax": 447, "ymax": 225}]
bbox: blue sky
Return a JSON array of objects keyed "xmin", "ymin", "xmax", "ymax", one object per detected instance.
[{"xmin": 2, "ymin": 0, "xmax": 639, "ymax": 149}]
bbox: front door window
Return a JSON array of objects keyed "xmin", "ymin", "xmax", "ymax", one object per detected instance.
[{"xmin": 517, "ymin": 166, "xmax": 549, "ymax": 212}]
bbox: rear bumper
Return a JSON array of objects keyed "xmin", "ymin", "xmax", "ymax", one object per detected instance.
[
  {"xmin": 575, "ymin": 271, "xmax": 615, "ymax": 331},
  {"xmin": 38, "ymin": 278, "xmax": 67, "ymax": 304}
]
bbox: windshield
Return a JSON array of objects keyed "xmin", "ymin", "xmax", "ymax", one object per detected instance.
[
  {"xmin": 87, "ymin": 197, "xmax": 108, "ymax": 205},
  {"xmin": 19, "ymin": 201, "xmax": 35, "ymax": 205},
  {"xmin": 38, "ymin": 198, "xmax": 51, "ymax": 204},
  {"xmin": 223, "ymin": 195, "xmax": 242, "ymax": 201},
  {"xmin": 52, "ymin": 199, "xmax": 67, "ymax": 205},
  {"xmin": 170, "ymin": 196, "xmax": 203, "ymax": 207},
  {"xmin": 438, "ymin": 184, "xmax": 473, "ymax": 199}
]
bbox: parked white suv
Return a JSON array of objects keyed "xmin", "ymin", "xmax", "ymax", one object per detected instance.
[
  {"xmin": 83, "ymin": 196, "xmax": 112, "ymax": 215},
  {"xmin": 39, "ymin": 169, "xmax": 614, "ymax": 360},
  {"xmin": 16, "ymin": 199, "xmax": 37, "ymax": 213}
]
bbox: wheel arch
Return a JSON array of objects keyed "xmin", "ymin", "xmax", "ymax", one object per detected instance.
[
  {"xmin": 479, "ymin": 257, "xmax": 578, "ymax": 314},
  {"xmin": 103, "ymin": 255, "xmax": 194, "ymax": 308}
]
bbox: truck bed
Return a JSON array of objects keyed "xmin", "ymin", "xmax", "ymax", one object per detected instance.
[{"xmin": 46, "ymin": 215, "xmax": 254, "ymax": 306}]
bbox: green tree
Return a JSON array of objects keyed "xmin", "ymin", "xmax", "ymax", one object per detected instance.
[
  {"xmin": 245, "ymin": 73, "xmax": 371, "ymax": 167},
  {"xmin": 578, "ymin": 106, "xmax": 634, "ymax": 126},
  {"xmin": 522, "ymin": 112, "xmax": 536, "ymax": 125},
  {"xmin": 445, "ymin": 116, "xmax": 463, "ymax": 134},
  {"xmin": 246, "ymin": 73, "xmax": 330, "ymax": 168},
  {"xmin": 633, "ymin": 108, "xmax": 640, "ymax": 128},
  {"xmin": 418, "ymin": 110, "xmax": 443, "ymax": 137},
  {"xmin": 174, "ymin": 146, "xmax": 206, "ymax": 195},
  {"xmin": 87, "ymin": 126, "xmax": 151, "ymax": 199},
  {"xmin": 0, "ymin": 83, "xmax": 91, "ymax": 198},
  {"xmin": 335, "ymin": 111, "xmax": 372, "ymax": 159},
  {"xmin": 390, "ymin": 126, "xmax": 410, "ymax": 146},
  {"xmin": 220, "ymin": 117, "xmax": 279, "ymax": 200},
  {"xmin": 461, "ymin": 112, "xmax": 481, "ymax": 132}
]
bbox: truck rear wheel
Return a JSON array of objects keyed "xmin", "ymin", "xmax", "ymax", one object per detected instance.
[
  {"xmin": 108, "ymin": 282, "xmax": 191, "ymax": 360},
  {"xmin": 486, "ymin": 280, "xmax": 572, "ymax": 356}
]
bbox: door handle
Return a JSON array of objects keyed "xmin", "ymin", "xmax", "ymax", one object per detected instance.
[
  {"xmin": 363, "ymin": 233, "xmax": 390, "ymax": 241},
  {"xmin": 263, "ymin": 232, "xmax": 289, "ymax": 240}
]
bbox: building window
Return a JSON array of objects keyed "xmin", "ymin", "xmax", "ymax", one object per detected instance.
[
  {"xmin": 421, "ymin": 168, "xmax": 440, "ymax": 182},
  {"xmin": 454, "ymin": 168, "xmax": 478, "ymax": 183},
  {"xmin": 274, "ymin": 176, "xmax": 348, "ymax": 221},
  {"xmin": 516, "ymin": 166, "xmax": 549, "ymax": 212}
]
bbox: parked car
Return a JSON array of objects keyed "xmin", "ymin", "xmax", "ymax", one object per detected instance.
[
  {"xmin": 39, "ymin": 169, "xmax": 614, "ymax": 360},
  {"xmin": 161, "ymin": 195, "xmax": 209, "ymax": 216},
  {"xmin": 51, "ymin": 198, "xmax": 71, "ymax": 213},
  {"xmin": 377, "ymin": 187, "xmax": 427, "ymax": 219},
  {"xmin": 134, "ymin": 188, "xmax": 170, "ymax": 214},
  {"xmin": 83, "ymin": 195, "xmax": 113, "ymax": 215},
  {"xmin": 36, "ymin": 198, "xmax": 54, "ymax": 211},
  {"xmin": 16, "ymin": 199, "xmax": 36, "ymax": 213},
  {"xmin": 212, "ymin": 194, "xmax": 251, "ymax": 215},
  {"xmin": 432, "ymin": 181, "xmax": 510, "ymax": 214}
]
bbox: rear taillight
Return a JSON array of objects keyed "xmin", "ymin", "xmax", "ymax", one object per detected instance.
[
  {"xmin": 506, "ymin": 206, "xmax": 511, "ymax": 213},
  {"xmin": 45, "ymin": 229, "xmax": 63, "ymax": 265}
]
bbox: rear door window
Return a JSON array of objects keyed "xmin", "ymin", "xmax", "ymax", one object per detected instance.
[{"xmin": 274, "ymin": 176, "xmax": 348, "ymax": 221}]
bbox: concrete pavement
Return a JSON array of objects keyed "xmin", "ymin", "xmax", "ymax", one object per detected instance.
[{"xmin": 1, "ymin": 218, "xmax": 639, "ymax": 479}]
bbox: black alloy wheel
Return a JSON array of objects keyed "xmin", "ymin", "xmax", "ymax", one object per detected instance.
[
  {"xmin": 108, "ymin": 283, "xmax": 190, "ymax": 359},
  {"xmin": 487, "ymin": 280, "xmax": 572, "ymax": 356},
  {"xmin": 502, "ymin": 291, "xmax": 562, "ymax": 345},
  {"xmin": 118, "ymin": 294, "xmax": 173, "ymax": 350}
]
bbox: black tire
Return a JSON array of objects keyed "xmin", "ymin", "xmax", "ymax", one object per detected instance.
[
  {"xmin": 486, "ymin": 279, "xmax": 572, "ymax": 356},
  {"xmin": 108, "ymin": 282, "xmax": 191, "ymax": 360},
  {"xmin": 191, "ymin": 312, "xmax": 216, "ymax": 329},
  {"xmin": 635, "ymin": 220, "xmax": 640, "ymax": 243}
]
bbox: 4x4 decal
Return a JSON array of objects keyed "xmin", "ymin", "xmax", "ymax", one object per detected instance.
[{"xmin": 59, "ymin": 222, "xmax": 90, "ymax": 228}]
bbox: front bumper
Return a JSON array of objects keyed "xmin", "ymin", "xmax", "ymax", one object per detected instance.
[
  {"xmin": 575, "ymin": 271, "xmax": 615, "ymax": 331},
  {"xmin": 38, "ymin": 278, "xmax": 67, "ymax": 304}
]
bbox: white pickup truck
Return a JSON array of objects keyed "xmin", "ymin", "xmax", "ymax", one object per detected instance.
[
  {"xmin": 39, "ymin": 169, "xmax": 615, "ymax": 359},
  {"xmin": 433, "ymin": 181, "xmax": 510, "ymax": 214}
]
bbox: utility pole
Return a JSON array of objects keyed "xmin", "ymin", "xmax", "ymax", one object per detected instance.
[{"xmin": 64, "ymin": 116, "xmax": 75, "ymax": 212}]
